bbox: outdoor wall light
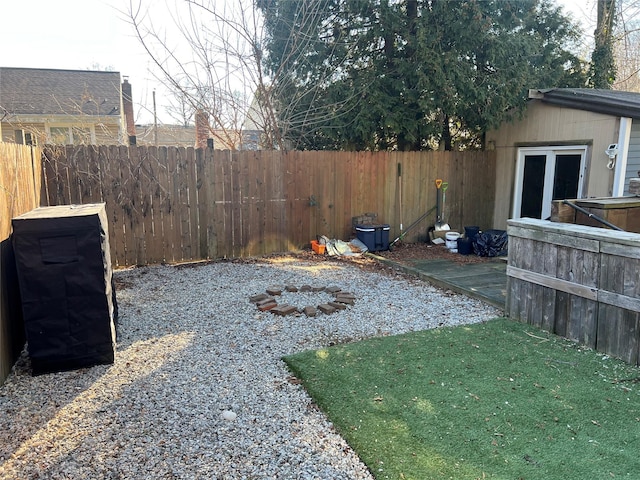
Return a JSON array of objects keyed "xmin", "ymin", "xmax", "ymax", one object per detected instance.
[{"xmin": 605, "ymin": 143, "xmax": 618, "ymax": 170}]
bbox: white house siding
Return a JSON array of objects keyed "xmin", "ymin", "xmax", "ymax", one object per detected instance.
[{"xmin": 1, "ymin": 122, "xmax": 46, "ymax": 144}]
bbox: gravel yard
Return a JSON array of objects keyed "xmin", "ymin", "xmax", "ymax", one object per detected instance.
[{"xmin": 0, "ymin": 254, "xmax": 500, "ymax": 479}]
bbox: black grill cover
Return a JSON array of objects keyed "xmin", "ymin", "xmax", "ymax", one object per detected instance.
[{"xmin": 11, "ymin": 204, "xmax": 116, "ymax": 375}]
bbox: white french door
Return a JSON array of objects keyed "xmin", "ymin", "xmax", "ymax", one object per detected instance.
[{"xmin": 512, "ymin": 146, "xmax": 587, "ymax": 220}]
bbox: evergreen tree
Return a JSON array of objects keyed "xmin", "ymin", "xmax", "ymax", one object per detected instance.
[{"xmin": 257, "ymin": 0, "xmax": 587, "ymax": 150}]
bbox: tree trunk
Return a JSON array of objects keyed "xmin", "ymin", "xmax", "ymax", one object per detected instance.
[
  {"xmin": 591, "ymin": 0, "xmax": 616, "ymax": 88},
  {"xmin": 440, "ymin": 114, "xmax": 452, "ymax": 151}
]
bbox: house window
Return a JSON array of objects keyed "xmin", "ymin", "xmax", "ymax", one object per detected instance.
[
  {"xmin": 512, "ymin": 146, "xmax": 587, "ymax": 220},
  {"xmin": 49, "ymin": 127, "xmax": 71, "ymax": 144},
  {"xmin": 14, "ymin": 130, "xmax": 37, "ymax": 145},
  {"xmin": 24, "ymin": 132, "xmax": 36, "ymax": 146},
  {"xmin": 71, "ymin": 127, "xmax": 92, "ymax": 145},
  {"xmin": 48, "ymin": 125, "xmax": 95, "ymax": 145}
]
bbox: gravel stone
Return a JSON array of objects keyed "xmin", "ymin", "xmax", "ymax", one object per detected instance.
[{"xmin": 0, "ymin": 257, "xmax": 500, "ymax": 479}]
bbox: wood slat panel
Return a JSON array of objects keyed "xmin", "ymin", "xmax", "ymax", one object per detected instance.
[
  {"xmin": 317, "ymin": 153, "xmax": 333, "ymax": 238},
  {"xmin": 203, "ymin": 146, "xmax": 217, "ymax": 258},
  {"xmin": 119, "ymin": 144, "xmax": 137, "ymax": 266},
  {"xmin": 127, "ymin": 145, "xmax": 145, "ymax": 265},
  {"xmin": 156, "ymin": 147, "xmax": 173, "ymax": 263},
  {"xmin": 185, "ymin": 147, "xmax": 200, "ymax": 261},
  {"xmin": 307, "ymin": 152, "xmax": 321, "ymax": 243},
  {"xmin": 0, "ymin": 144, "xmax": 42, "ymax": 385},
  {"xmin": 136, "ymin": 147, "xmax": 153, "ymax": 265},
  {"xmin": 540, "ymin": 241, "xmax": 558, "ymax": 333},
  {"xmin": 505, "ymin": 234, "xmax": 520, "ymax": 319},
  {"xmin": 508, "ymin": 218, "xmax": 640, "ymax": 366},
  {"xmin": 97, "ymin": 146, "xmax": 115, "ymax": 265},
  {"xmin": 230, "ymin": 149, "xmax": 243, "ymax": 257},
  {"xmin": 354, "ymin": 151, "xmax": 367, "ymax": 228},
  {"xmin": 145, "ymin": 146, "xmax": 164, "ymax": 263},
  {"xmin": 68, "ymin": 146, "xmax": 83, "ymax": 204},
  {"xmin": 37, "ymin": 146, "xmax": 496, "ymax": 265},
  {"xmin": 45, "ymin": 146, "xmax": 70, "ymax": 205},
  {"xmin": 554, "ymin": 245, "xmax": 571, "ymax": 337},
  {"xmin": 528, "ymin": 238, "xmax": 545, "ymax": 328},
  {"xmin": 176, "ymin": 148, "xmax": 193, "ymax": 261},
  {"xmin": 166, "ymin": 146, "xmax": 182, "ymax": 262},
  {"xmin": 210, "ymin": 149, "xmax": 225, "ymax": 258},
  {"xmin": 275, "ymin": 150, "xmax": 288, "ymax": 252},
  {"xmin": 194, "ymin": 147, "xmax": 209, "ymax": 259},
  {"xmin": 292, "ymin": 151, "xmax": 311, "ymax": 247},
  {"xmin": 40, "ymin": 148, "xmax": 53, "ymax": 207},
  {"xmin": 597, "ymin": 254, "xmax": 640, "ymax": 364},
  {"xmin": 85, "ymin": 146, "xmax": 102, "ymax": 203},
  {"xmin": 281, "ymin": 151, "xmax": 296, "ymax": 250},
  {"xmin": 106, "ymin": 146, "xmax": 126, "ymax": 266},
  {"xmin": 254, "ymin": 150, "xmax": 268, "ymax": 254}
]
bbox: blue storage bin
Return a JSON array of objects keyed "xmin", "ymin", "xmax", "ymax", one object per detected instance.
[{"xmin": 355, "ymin": 224, "xmax": 390, "ymax": 252}]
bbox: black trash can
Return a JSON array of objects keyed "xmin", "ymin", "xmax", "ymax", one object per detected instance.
[
  {"xmin": 464, "ymin": 226, "xmax": 480, "ymax": 242},
  {"xmin": 457, "ymin": 237, "xmax": 473, "ymax": 255},
  {"xmin": 355, "ymin": 224, "xmax": 390, "ymax": 252}
]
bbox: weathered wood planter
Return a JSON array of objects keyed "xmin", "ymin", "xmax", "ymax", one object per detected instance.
[
  {"xmin": 507, "ymin": 218, "xmax": 640, "ymax": 365},
  {"xmin": 551, "ymin": 197, "xmax": 640, "ymax": 233}
]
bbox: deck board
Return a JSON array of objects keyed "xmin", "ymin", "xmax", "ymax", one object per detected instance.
[{"xmin": 373, "ymin": 256, "xmax": 507, "ymax": 310}]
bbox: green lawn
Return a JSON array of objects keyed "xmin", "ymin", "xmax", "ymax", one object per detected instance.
[{"xmin": 283, "ymin": 318, "xmax": 640, "ymax": 480}]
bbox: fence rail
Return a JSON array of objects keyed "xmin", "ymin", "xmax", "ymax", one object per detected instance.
[{"xmin": 41, "ymin": 146, "xmax": 496, "ymax": 266}]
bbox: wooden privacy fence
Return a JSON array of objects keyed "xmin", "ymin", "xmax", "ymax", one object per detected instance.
[
  {"xmin": 507, "ymin": 218, "xmax": 640, "ymax": 365},
  {"xmin": 0, "ymin": 144, "xmax": 42, "ymax": 384},
  {"xmin": 42, "ymin": 146, "xmax": 496, "ymax": 266}
]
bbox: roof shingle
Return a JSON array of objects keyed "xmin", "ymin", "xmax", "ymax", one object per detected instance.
[
  {"xmin": 0, "ymin": 67, "xmax": 121, "ymax": 117},
  {"xmin": 530, "ymin": 88, "xmax": 640, "ymax": 119}
]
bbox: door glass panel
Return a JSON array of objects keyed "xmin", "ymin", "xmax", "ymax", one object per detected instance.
[
  {"xmin": 521, "ymin": 155, "xmax": 546, "ymax": 218},
  {"xmin": 553, "ymin": 154, "xmax": 581, "ymax": 200}
]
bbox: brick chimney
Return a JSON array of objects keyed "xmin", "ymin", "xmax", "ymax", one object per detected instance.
[
  {"xmin": 121, "ymin": 77, "xmax": 136, "ymax": 145},
  {"xmin": 195, "ymin": 109, "xmax": 211, "ymax": 149}
]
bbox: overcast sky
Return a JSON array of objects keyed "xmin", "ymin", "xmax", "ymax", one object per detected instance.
[{"xmin": 1, "ymin": 0, "xmax": 597, "ymax": 125}]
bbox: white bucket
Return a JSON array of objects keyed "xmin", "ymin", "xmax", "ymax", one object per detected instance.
[{"xmin": 445, "ymin": 232, "xmax": 460, "ymax": 250}]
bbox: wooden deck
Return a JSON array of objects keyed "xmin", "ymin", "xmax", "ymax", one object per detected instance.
[{"xmin": 373, "ymin": 255, "xmax": 507, "ymax": 310}]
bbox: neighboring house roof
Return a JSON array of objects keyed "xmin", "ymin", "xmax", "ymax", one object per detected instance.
[
  {"xmin": 135, "ymin": 124, "xmax": 254, "ymax": 150},
  {"xmin": 0, "ymin": 67, "xmax": 121, "ymax": 118},
  {"xmin": 136, "ymin": 124, "xmax": 197, "ymax": 147},
  {"xmin": 529, "ymin": 88, "xmax": 640, "ymax": 119}
]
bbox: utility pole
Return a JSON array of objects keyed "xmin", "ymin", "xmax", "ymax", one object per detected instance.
[{"xmin": 153, "ymin": 89, "xmax": 158, "ymax": 147}]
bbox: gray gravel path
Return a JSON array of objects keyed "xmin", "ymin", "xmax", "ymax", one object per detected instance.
[{"xmin": 0, "ymin": 257, "xmax": 500, "ymax": 479}]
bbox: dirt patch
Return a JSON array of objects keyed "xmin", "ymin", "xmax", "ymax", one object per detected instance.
[
  {"xmin": 373, "ymin": 241, "xmax": 490, "ymax": 265},
  {"xmin": 271, "ymin": 242, "xmax": 492, "ymax": 276},
  {"xmin": 127, "ymin": 241, "xmax": 491, "ymax": 279}
]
